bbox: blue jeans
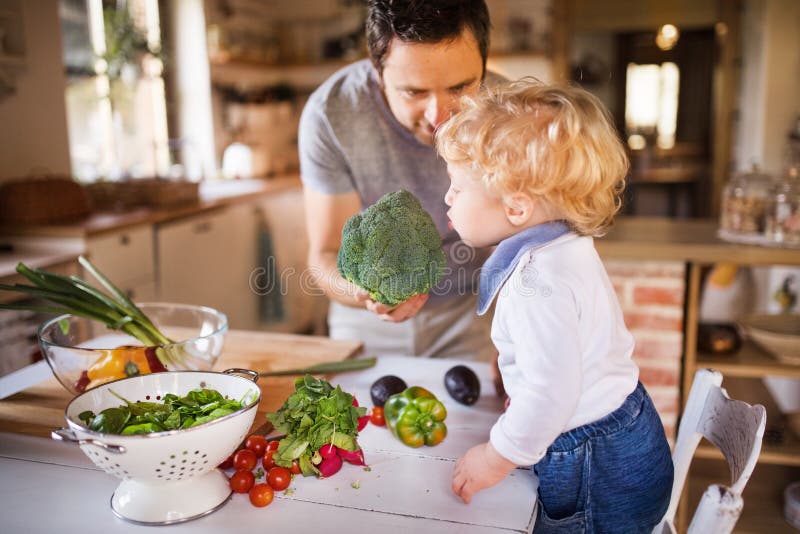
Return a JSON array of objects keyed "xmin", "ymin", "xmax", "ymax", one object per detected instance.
[{"xmin": 533, "ymin": 382, "xmax": 673, "ymax": 534}]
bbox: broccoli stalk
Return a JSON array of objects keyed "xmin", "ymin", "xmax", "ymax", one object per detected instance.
[{"xmin": 337, "ymin": 190, "xmax": 447, "ymax": 306}]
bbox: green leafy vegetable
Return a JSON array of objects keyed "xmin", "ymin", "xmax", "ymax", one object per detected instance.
[
  {"xmin": 79, "ymin": 387, "xmax": 255, "ymax": 434},
  {"xmin": 337, "ymin": 189, "xmax": 447, "ymax": 306},
  {"xmin": 267, "ymin": 375, "xmax": 366, "ymax": 477}
]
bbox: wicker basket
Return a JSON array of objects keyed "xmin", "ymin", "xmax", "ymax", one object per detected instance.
[
  {"xmin": 85, "ymin": 178, "xmax": 199, "ymax": 211},
  {"xmin": 0, "ymin": 176, "xmax": 91, "ymax": 225}
]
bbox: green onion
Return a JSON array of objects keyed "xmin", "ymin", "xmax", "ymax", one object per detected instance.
[
  {"xmin": 0, "ymin": 256, "xmax": 173, "ymax": 360},
  {"xmin": 258, "ymin": 357, "xmax": 377, "ymax": 377}
]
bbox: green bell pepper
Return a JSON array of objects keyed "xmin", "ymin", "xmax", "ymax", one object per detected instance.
[{"xmin": 384, "ymin": 386, "xmax": 447, "ymax": 447}]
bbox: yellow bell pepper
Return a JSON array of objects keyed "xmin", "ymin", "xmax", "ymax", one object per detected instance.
[{"xmin": 87, "ymin": 346, "xmax": 151, "ymax": 383}]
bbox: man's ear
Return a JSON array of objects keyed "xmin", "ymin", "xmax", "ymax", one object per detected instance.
[{"xmin": 504, "ymin": 193, "xmax": 534, "ymax": 226}]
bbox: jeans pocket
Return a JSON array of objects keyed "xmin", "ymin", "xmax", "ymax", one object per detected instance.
[
  {"xmin": 533, "ymin": 501, "xmax": 589, "ymax": 534},
  {"xmin": 535, "ymin": 442, "xmax": 589, "ymax": 520}
]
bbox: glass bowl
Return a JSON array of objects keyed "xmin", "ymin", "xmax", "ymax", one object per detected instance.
[{"xmin": 38, "ymin": 303, "xmax": 228, "ymax": 395}]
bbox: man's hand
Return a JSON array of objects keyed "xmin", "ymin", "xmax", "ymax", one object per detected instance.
[
  {"xmin": 452, "ymin": 442, "xmax": 517, "ymax": 504},
  {"xmin": 355, "ymin": 291, "xmax": 430, "ymax": 322}
]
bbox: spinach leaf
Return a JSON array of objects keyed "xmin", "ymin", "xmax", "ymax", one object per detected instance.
[
  {"xmin": 89, "ymin": 407, "xmax": 131, "ymax": 434},
  {"xmin": 78, "ymin": 387, "xmax": 254, "ymax": 435}
]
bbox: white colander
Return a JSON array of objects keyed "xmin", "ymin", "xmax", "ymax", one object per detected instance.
[{"xmin": 52, "ymin": 368, "xmax": 261, "ymax": 525}]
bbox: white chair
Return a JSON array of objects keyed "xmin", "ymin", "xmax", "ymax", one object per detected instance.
[{"xmin": 654, "ymin": 369, "xmax": 767, "ymax": 534}]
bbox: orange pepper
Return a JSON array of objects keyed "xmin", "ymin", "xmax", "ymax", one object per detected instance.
[{"xmin": 87, "ymin": 346, "xmax": 151, "ymax": 382}]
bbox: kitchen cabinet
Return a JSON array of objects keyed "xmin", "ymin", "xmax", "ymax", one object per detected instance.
[
  {"xmin": 593, "ymin": 218, "xmax": 800, "ymax": 532},
  {"xmin": 156, "ymin": 204, "xmax": 259, "ymax": 330},
  {"xmin": 86, "ymin": 224, "xmax": 156, "ymax": 303},
  {"xmin": 681, "ymin": 256, "xmax": 800, "ymax": 532}
]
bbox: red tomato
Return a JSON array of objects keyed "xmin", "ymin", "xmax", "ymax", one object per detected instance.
[
  {"xmin": 265, "ymin": 440, "xmax": 280, "ymax": 453},
  {"xmin": 369, "ymin": 407, "xmax": 385, "ymax": 426},
  {"xmin": 249, "ymin": 483, "xmax": 275, "ymax": 507},
  {"xmin": 262, "ymin": 449, "xmax": 276, "ymax": 470},
  {"xmin": 245, "ymin": 435, "xmax": 268, "ymax": 457},
  {"xmin": 233, "ymin": 449, "xmax": 257, "ymax": 471},
  {"xmin": 352, "ymin": 396, "xmax": 359, "ymax": 407},
  {"xmin": 218, "ymin": 453, "xmax": 234, "ymax": 470},
  {"xmin": 267, "ymin": 466, "xmax": 292, "ymax": 491},
  {"xmin": 290, "ymin": 460, "xmax": 301, "ymax": 475},
  {"xmin": 230, "ymin": 469, "xmax": 255, "ymax": 493}
]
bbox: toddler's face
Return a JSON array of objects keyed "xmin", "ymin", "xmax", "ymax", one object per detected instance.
[{"xmin": 444, "ymin": 162, "xmax": 513, "ymax": 248}]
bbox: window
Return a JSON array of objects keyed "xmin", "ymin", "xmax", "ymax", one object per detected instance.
[
  {"xmin": 624, "ymin": 62, "xmax": 680, "ymax": 150},
  {"xmin": 60, "ymin": 0, "xmax": 168, "ymax": 182}
]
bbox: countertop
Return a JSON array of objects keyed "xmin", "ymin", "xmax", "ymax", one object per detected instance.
[
  {"xmin": 596, "ymin": 217, "xmax": 800, "ymax": 265},
  {"xmin": 0, "ymin": 334, "xmax": 538, "ymax": 533},
  {"xmin": 0, "ymin": 176, "xmax": 302, "ymax": 238},
  {"xmin": 0, "ymin": 236, "xmax": 85, "ymax": 280}
]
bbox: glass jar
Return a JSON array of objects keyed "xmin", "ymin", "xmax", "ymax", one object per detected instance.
[
  {"xmin": 765, "ymin": 172, "xmax": 800, "ymax": 247},
  {"xmin": 719, "ymin": 166, "xmax": 774, "ymax": 244}
]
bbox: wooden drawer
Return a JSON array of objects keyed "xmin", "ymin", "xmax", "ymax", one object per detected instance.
[{"xmin": 86, "ymin": 225, "xmax": 154, "ymax": 284}]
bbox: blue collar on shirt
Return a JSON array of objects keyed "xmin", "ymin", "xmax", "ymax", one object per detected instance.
[{"xmin": 477, "ymin": 220, "xmax": 572, "ymax": 315}]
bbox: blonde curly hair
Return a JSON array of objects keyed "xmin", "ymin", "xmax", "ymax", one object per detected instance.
[{"xmin": 436, "ymin": 79, "xmax": 628, "ymax": 236}]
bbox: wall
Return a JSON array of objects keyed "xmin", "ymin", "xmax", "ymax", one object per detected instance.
[
  {"xmin": 734, "ymin": 0, "xmax": 800, "ymax": 175},
  {"xmin": 607, "ymin": 260, "xmax": 685, "ymax": 439},
  {"xmin": 0, "ymin": 0, "xmax": 71, "ymax": 181}
]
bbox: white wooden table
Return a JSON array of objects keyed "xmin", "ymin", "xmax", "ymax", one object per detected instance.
[{"xmin": 0, "ymin": 356, "xmax": 538, "ymax": 533}]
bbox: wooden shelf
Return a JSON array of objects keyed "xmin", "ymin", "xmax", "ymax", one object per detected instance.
[
  {"xmin": 696, "ymin": 432, "xmax": 800, "ymax": 467},
  {"xmin": 209, "ymin": 57, "xmax": 357, "ymax": 90},
  {"xmin": 489, "ymin": 50, "xmax": 550, "ymax": 60},
  {"xmin": 689, "ymin": 461, "xmax": 799, "ymax": 533},
  {"xmin": 697, "ymin": 341, "xmax": 800, "ymax": 379}
]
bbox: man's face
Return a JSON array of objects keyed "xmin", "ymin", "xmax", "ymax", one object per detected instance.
[{"xmin": 380, "ymin": 28, "xmax": 484, "ymax": 146}]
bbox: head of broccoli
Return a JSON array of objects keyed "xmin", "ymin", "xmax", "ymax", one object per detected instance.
[{"xmin": 337, "ymin": 190, "xmax": 447, "ymax": 306}]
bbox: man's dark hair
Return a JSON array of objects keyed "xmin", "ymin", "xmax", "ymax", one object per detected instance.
[{"xmin": 366, "ymin": 0, "xmax": 490, "ymax": 76}]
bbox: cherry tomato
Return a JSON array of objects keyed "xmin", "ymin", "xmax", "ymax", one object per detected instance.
[
  {"xmin": 369, "ymin": 406, "xmax": 385, "ymax": 426},
  {"xmin": 230, "ymin": 469, "xmax": 255, "ymax": 493},
  {"xmin": 233, "ymin": 449, "xmax": 257, "ymax": 471},
  {"xmin": 262, "ymin": 449, "xmax": 276, "ymax": 470},
  {"xmin": 249, "ymin": 483, "xmax": 275, "ymax": 507},
  {"xmin": 266, "ymin": 440, "xmax": 280, "ymax": 453},
  {"xmin": 267, "ymin": 466, "xmax": 292, "ymax": 491},
  {"xmin": 245, "ymin": 435, "xmax": 268, "ymax": 457},
  {"xmin": 218, "ymin": 453, "xmax": 234, "ymax": 470},
  {"xmin": 290, "ymin": 460, "xmax": 301, "ymax": 475}
]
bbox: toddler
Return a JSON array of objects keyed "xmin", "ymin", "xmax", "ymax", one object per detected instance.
[{"xmin": 436, "ymin": 80, "xmax": 674, "ymax": 533}]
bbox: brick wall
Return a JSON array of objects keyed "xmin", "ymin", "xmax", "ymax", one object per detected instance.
[{"xmin": 606, "ymin": 260, "xmax": 685, "ymax": 441}]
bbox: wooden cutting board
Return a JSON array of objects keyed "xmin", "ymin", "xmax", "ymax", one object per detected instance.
[{"xmin": 0, "ymin": 329, "xmax": 362, "ymax": 438}]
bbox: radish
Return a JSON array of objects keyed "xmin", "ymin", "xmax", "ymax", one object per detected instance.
[
  {"xmin": 337, "ymin": 447, "xmax": 366, "ymax": 466},
  {"xmin": 357, "ymin": 415, "xmax": 369, "ymax": 431},
  {"xmin": 319, "ymin": 444, "xmax": 338, "ymax": 459},
  {"xmin": 317, "ymin": 453, "xmax": 343, "ymax": 477}
]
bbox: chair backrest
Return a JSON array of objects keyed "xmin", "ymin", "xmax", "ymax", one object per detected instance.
[{"xmin": 655, "ymin": 369, "xmax": 767, "ymax": 534}]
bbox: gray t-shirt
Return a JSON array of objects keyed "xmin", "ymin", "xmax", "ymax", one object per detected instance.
[{"xmin": 299, "ymin": 59, "xmax": 487, "ymax": 302}]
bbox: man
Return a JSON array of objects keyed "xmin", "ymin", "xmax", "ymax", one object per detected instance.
[{"xmin": 299, "ymin": 0, "xmax": 495, "ymax": 360}]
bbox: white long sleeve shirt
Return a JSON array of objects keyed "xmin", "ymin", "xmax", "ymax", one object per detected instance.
[{"xmin": 487, "ymin": 233, "xmax": 639, "ymax": 466}]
